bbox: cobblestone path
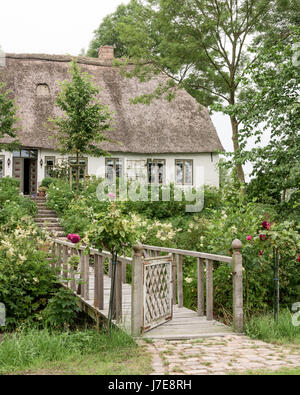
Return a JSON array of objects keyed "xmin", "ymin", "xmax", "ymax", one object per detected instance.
[{"xmin": 141, "ymin": 335, "xmax": 300, "ymax": 375}]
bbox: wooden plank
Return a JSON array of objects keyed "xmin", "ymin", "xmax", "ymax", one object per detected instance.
[
  {"xmin": 141, "ymin": 244, "xmax": 232, "ymax": 263},
  {"xmin": 172, "ymin": 253, "xmax": 176, "ymax": 305},
  {"xmin": 122, "ymin": 259, "xmax": 127, "ymax": 284},
  {"xmin": 206, "ymin": 259, "xmax": 213, "ymax": 321},
  {"xmin": 177, "ymin": 255, "xmax": 183, "ymax": 308},
  {"xmin": 197, "ymin": 257, "xmax": 204, "ymax": 316},
  {"xmin": 114, "ymin": 259, "xmax": 122, "ymax": 322},
  {"xmin": 94, "ymin": 254, "xmax": 104, "ymax": 310}
]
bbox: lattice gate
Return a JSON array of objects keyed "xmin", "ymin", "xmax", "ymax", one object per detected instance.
[{"xmin": 143, "ymin": 254, "xmax": 173, "ymax": 332}]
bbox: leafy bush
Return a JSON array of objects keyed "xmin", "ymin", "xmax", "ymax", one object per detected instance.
[
  {"xmin": 42, "ymin": 287, "xmax": 81, "ymax": 329},
  {"xmin": 46, "ymin": 179, "xmax": 75, "ymax": 215},
  {"xmin": 40, "ymin": 177, "xmax": 54, "ymax": 188},
  {"xmin": 0, "ymin": 229, "xmax": 57, "ymax": 328}
]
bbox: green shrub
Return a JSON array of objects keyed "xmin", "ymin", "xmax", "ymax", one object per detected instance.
[
  {"xmin": 46, "ymin": 179, "xmax": 75, "ymax": 215},
  {"xmin": 0, "ymin": 234, "xmax": 57, "ymax": 328},
  {"xmin": 40, "ymin": 177, "xmax": 54, "ymax": 188},
  {"xmin": 42, "ymin": 288, "xmax": 81, "ymax": 329}
]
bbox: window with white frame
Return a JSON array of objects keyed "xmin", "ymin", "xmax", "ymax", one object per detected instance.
[
  {"xmin": 0, "ymin": 155, "xmax": 4, "ymax": 178},
  {"xmin": 147, "ymin": 159, "xmax": 165, "ymax": 184},
  {"xmin": 175, "ymin": 159, "xmax": 193, "ymax": 185},
  {"xmin": 105, "ymin": 158, "xmax": 123, "ymax": 182},
  {"xmin": 45, "ymin": 156, "xmax": 55, "ymax": 177}
]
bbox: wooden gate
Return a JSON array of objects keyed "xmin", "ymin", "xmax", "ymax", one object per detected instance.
[{"xmin": 143, "ymin": 254, "xmax": 173, "ymax": 332}]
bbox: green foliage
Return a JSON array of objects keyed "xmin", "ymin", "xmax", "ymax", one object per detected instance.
[
  {"xmin": 42, "ymin": 288, "xmax": 81, "ymax": 330},
  {"xmin": 46, "ymin": 179, "xmax": 75, "ymax": 215},
  {"xmin": 0, "ymin": 327, "xmax": 137, "ymax": 374},
  {"xmin": 0, "ymin": 82, "xmax": 19, "ymax": 150},
  {"xmin": 87, "ymin": 1, "xmax": 137, "ymax": 58},
  {"xmin": 245, "ymin": 309, "xmax": 300, "ymax": 344},
  {"xmin": 230, "ymin": 27, "xmax": 300, "ymax": 199},
  {"xmin": 40, "ymin": 177, "xmax": 54, "ymax": 188},
  {"xmin": 50, "ymin": 60, "xmax": 113, "ymax": 190},
  {"xmin": 0, "ymin": 231, "xmax": 56, "ymax": 329}
]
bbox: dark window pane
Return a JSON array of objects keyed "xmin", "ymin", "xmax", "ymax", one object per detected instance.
[{"xmin": 0, "ymin": 159, "xmax": 3, "ymax": 178}]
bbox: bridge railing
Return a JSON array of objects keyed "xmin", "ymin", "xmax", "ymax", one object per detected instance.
[
  {"xmin": 50, "ymin": 238, "xmax": 243, "ymax": 335},
  {"xmin": 141, "ymin": 239, "xmax": 243, "ymax": 333},
  {"xmin": 50, "ymin": 238, "xmax": 132, "ymax": 323}
]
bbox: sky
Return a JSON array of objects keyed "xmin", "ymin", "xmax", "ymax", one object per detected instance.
[{"xmin": 0, "ymin": 0, "xmax": 266, "ymax": 178}]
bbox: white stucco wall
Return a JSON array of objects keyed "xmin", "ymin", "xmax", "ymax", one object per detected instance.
[{"xmin": 0, "ymin": 149, "xmax": 220, "ymax": 189}]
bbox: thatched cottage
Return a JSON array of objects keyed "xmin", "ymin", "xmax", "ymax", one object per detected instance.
[{"xmin": 0, "ymin": 46, "xmax": 223, "ymax": 195}]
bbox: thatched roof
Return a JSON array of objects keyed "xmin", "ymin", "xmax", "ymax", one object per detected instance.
[{"xmin": 0, "ymin": 53, "xmax": 224, "ymax": 153}]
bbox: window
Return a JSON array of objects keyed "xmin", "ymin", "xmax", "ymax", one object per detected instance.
[
  {"xmin": 36, "ymin": 83, "xmax": 50, "ymax": 97},
  {"xmin": 105, "ymin": 158, "xmax": 123, "ymax": 182},
  {"xmin": 175, "ymin": 160, "xmax": 193, "ymax": 185},
  {"xmin": 68, "ymin": 157, "xmax": 88, "ymax": 181},
  {"xmin": 13, "ymin": 149, "xmax": 38, "ymax": 159},
  {"xmin": 45, "ymin": 156, "xmax": 55, "ymax": 177},
  {"xmin": 147, "ymin": 159, "xmax": 165, "ymax": 184},
  {"xmin": 0, "ymin": 155, "xmax": 4, "ymax": 178}
]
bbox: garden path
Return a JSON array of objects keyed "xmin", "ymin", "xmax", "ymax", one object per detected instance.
[{"xmin": 141, "ymin": 335, "xmax": 300, "ymax": 375}]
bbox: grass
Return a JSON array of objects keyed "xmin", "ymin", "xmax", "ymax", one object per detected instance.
[
  {"xmin": 0, "ymin": 327, "xmax": 152, "ymax": 375},
  {"xmin": 244, "ymin": 309, "xmax": 300, "ymax": 345},
  {"xmin": 233, "ymin": 366, "xmax": 300, "ymax": 375}
]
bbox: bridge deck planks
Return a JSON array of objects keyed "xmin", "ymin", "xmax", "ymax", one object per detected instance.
[{"xmin": 73, "ymin": 267, "xmax": 235, "ymax": 340}]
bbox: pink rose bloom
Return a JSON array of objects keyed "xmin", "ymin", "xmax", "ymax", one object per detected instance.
[
  {"xmin": 262, "ymin": 221, "xmax": 271, "ymax": 230},
  {"xmin": 259, "ymin": 234, "xmax": 267, "ymax": 241},
  {"xmin": 246, "ymin": 235, "xmax": 252, "ymax": 241},
  {"xmin": 297, "ymin": 255, "xmax": 300, "ymax": 263},
  {"xmin": 108, "ymin": 192, "xmax": 115, "ymax": 200},
  {"xmin": 67, "ymin": 234, "xmax": 80, "ymax": 243}
]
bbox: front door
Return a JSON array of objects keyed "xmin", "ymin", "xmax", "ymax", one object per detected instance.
[
  {"xmin": 143, "ymin": 254, "xmax": 173, "ymax": 332},
  {"xmin": 13, "ymin": 149, "xmax": 38, "ymax": 195}
]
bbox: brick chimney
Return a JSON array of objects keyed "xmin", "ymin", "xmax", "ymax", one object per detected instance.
[{"xmin": 98, "ymin": 46, "xmax": 114, "ymax": 60}]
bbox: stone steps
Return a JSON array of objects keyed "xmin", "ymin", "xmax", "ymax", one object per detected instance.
[{"xmin": 32, "ymin": 196, "xmax": 65, "ymax": 238}]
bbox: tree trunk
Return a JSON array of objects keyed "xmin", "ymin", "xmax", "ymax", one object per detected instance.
[{"xmin": 230, "ymin": 115, "xmax": 246, "ymax": 184}]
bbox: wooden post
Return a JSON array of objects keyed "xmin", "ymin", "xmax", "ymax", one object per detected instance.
[
  {"xmin": 122, "ymin": 260, "xmax": 127, "ymax": 284},
  {"xmin": 206, "ymin": 259, "xmax": 213, "ymax": 321},
  {"xmin": 197, "ymin": 257, "xmax": 205, "ymax": 316},
  {"xmin": 172, "ymin": 253, "xmax": 177, "ymax": 305},
  {"xmin": 177, "ymin": 254, "xmax": 183, "ymax": 308},
  {"xmin": 131, "ymin": 245, "xmax": 144, "ymax": 336},
  {"xmin": 81, "ymin": 253, "xmax": 89, "ymax": 300},
  {"xmin": 108, "ymin": 258, "xmax": 112, "ymax": 278},
  {"xmin": 70, "ymin": 248, "xmax": 77, "ymax": 292},
  {"xmin": 55, "ymin": 244, "xmax": 61, "ymax": 276},
  {"xmin": 232, "ymin": 239, "xmax": 243, "ymax": 333},
  {"xmin": 113, "ymin": 259, "xmax": 123, "ymax": 322},
  {"xmin": 94, "ymin": 254, "xmax": 104, "ymax": 310},
  {"xmin": 62, "ymin": 245, "xmax": 69, "ymax": 285}
]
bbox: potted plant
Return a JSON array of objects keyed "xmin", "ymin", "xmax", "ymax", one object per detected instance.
[{"xmin": 38, "ymin": 185, "xmax": 47, "ymax": 197}]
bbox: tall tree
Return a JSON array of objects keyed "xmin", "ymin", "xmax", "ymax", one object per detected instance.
[
  {"xmin": 231, "ymin": 27, "xmax": 300, "ymax": 201},
  {"xmin": 87, "ymin": 2, "xmax": 137, "ymax": 58},
  {"xmin": 111, "ymin": 0, "xmax": 293, "ymax": 183},
  {"xmin": 0, "ymin": 81, "xmax": 19, "ymax": 151},
  {"xmin": 50, "ymin": 60, "xmax": 112, "ymax": 191}
]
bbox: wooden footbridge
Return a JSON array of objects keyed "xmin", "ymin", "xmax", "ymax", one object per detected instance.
[{"xmin": 49, "ymin": 238, "xmax": 243, "ymax": 339}]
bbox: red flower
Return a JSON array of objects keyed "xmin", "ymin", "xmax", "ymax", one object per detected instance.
[
  {"xmin": 262, "ymin": 221, "xmax": 271, "ymax": 230},
  {"xmin": 297, "ymin": 255, "xmax": 300, "ymax": 263},
  {"xmin": 246, "ymin": 235, "xmax": 252, "ymax": 241},
  {"xmin": 259, "ymin": 250, "xmax": 264, "ymax": 256},
  {"xmin": 67, "ymin": 234, "xmax": 81, "ymax": 244},
  {"xmin": 259, "ymin": 234, "xmax": 267, "ymax": 241}
]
